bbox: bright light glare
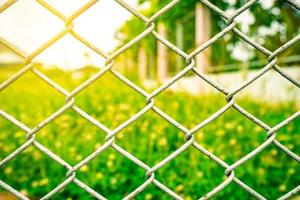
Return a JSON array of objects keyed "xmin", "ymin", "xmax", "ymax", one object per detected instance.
[{"xmin": 0, "ymin": 0, "xmax": 137, "ymax": 69}]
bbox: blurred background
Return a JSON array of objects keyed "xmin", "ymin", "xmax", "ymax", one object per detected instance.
[{"xmin": 0, "ymin": 0, "xmax": 299, "ymax": 199}]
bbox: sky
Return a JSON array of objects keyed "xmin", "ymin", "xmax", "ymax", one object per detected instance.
[{"xmin": 0, "ymin": 0, "xmax": 137, "ymax": 69}]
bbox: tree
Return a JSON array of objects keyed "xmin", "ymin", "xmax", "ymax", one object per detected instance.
[{"xmin": 116, "ymin": 0, "xmax": 300, "ymax": 77}]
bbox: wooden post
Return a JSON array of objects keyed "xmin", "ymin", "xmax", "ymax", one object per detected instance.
[
  {"xmin": 157, "ymin": 22, "xmax": 168, "ymax": 82},
  {"xmin": 195, "ymin": 2, "xmax": 211, "ymax": 73},
  {"xmin": 149, "ymin": 54, "xmax": 155, "ymax": 79},
  {"xmin": 127, "ymin": 51, "xmax": 135, "ymax": 70},
  {"xmin": 123, "ymin": 53, "xmax": 128, "ymax": 75},
  {"xmin": 138, "ymin": 45, "xmax": 147, "ymax": 81},
  {"xmin": 241, "ymin": 61, "xmax": 249, "ymax": 80},
  {"xmin": 176, "ymin": 22, "xmax": 183, "ymax": 72}
]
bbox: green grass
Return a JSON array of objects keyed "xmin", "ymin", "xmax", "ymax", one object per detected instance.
[{"xmin": 0, "ymin": 66, "xmax": 299, "ymax": 200}]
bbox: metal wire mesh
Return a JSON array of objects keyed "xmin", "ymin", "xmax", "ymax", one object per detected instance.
[{"xmin": 0, "ymin": 0, "xmax": 299, "ymax": 199}]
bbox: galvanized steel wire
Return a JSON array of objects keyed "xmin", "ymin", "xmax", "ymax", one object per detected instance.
[{"xmin": 0, "ymin": 0, "xmax": 299, "ymax": 199}]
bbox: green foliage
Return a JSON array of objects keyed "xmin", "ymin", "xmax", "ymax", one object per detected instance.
[
  {"xmin": 0, "ymin": 66, "xmax": 299, "ymax": 199},
  {"xmin": 116, "ymin": 0, "xmax": 300, "ymax": 74}
]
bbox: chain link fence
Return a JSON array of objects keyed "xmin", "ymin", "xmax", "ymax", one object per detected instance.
[{"xmin": 0, "ymin": 0, "xmax": 299, "ymax": 199}]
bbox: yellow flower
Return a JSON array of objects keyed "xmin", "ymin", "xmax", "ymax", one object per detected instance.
[
  {"xmin": 84, "ymin": 134, "xmax": 92, "ymax": 141},
  {"xmin": 220, "ymin": 154, "xmax": 226, "ymax": 160},
  {"xmin": 76, "ymin": 154, "xmax": 83, "ymax": 161},
  {"xmin": 31, "ymin": 181, "xmax": 39, "ymax": 188},
  {"xmin": 141, "ymin": 122, "xmax": 148, "ymax": 132},
  {"xmin": 20, "ymin": 189, "xmax": 28, "ymax": 196},
  {"xmin": 79, "ymin": 165, "xmax": 89, "ymax": 172},
  {"xmin": 208, "ymin": 147, "xmax": 214, "ymax": 153},
  {"xmin": 107, "ymin": 105, "xmax": 114, "ymax": 113},
  {"xmin": 39, "ymin": 130, "xmax": 47, "ymax": 137},
  {"xmin": 107, "ymin": 160, "xmax": 113, "ymax": 168},
  {"xmin": 14, "ymin": 131, "xmax": 24, "ymax": 138},
  {"xmin": 171, "ymin": 173, "xmax": 177, "ymax": 180},
  {"xmin": 237, "ymin": 125, "xmax": 243, "ymax": 134},
  {"xmin": 111, "ymin": 178, "xmax": 117, "ymax": 185},
  {"xmin": 216, "ymin": 129, "xmax": 225, "ymax": 137},
  {"xmin": 196, "ymin": 132, "xmax": 204, "ymax": 141},
  {"xmin": 115, "ymin": 114, "xmax": 124, "ymax": 121},
  {"xmin": 145, "ymin": 193, "xmax": 152, "ymax": 200},
  {"xmin": 96, "ymin": 172, "xmax": 103, "ymax": 179},
  {"xmin": 197, "ymin": 171, "xmax": 204, "ymax": 178},
  {"xmin": 150, "ymin": 133, "xmax": 156, "ymax": 140},
  {"xmin": 279, "ymin": 184, "xmax": 287, "ymax": 192},
  {"xmin": 95, "ymin": 143, "xmax": 102, "ymax": 149},
  {"xmin": 287, "ymin": 144, "xmax": 294, "ymax": 150},
  {"xmin": 185, "ymin": 196, "xmax": 192, "ymax": 200},
  {"xmin": 257, "ymin": 168, "xmax": 265, "ymax": 176},
  {"xmin": 270, "ymin": 149, "xmax": 278, "ymax": 156},
  {"xmin": 175, "ymin": 184, "xmax": 184, "ymax": 193},
  {"xmin": 229, "ymin": 138, "xmax": 237, "ymax": 146},
  {"xmin": 109, "ymin": 153, "xmax": 116, "ymax": 160},
  {"xmin": 33, "ymin": 151, "xmax": 41, "ymax": 160},
  {"xmin": 171, "ymin": 102, "xmax": 179, "ymax": 110},
  {"xmin": 39, "ymin": 178, "xmax": 49, "ymax": 186},
  {"xmin": 259, "ymin": 108, "xmax": 266, "ymax": 115},
  {"xmin": 253, "ymin": 141, "xmax": 260, "ymax": 146},
  {"xmin": 158, "ymin": 137, "xmax": 168, "ymax": 147},
  {"xmin": 119, "ymin": 103, "xmax": 130, "ymax": 111},
  {"xmin": 225, "ymin": 122, "xmax": 234, "ymax": 130},
  {"xmin": 2, "ymin": 146, "xmax": 10, "ymax": 153},
  {"xmin": 4, "ymin": 167, "xmax": 12, "ymax": 175},
  {"xmin": 55, "ymin": 141, "xmax": 62, "ymax": 148},
  {"xmin": 69, "ymin": 146, "xmax": 77, "ymax": 153},
  {"xmin": 117, "ymin": 132, "xmax": 124, "ymax": 139},
  {"xmin": 254, "ymin": 126, "xmax": 261, "ymax": 133},
  {"xmin": 26, "ymin": 147, "xmax": 33, "ymax": 153}
]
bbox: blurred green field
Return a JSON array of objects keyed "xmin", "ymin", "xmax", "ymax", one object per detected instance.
[{"xmin": 0, "ymin": 66, "xmax": 299, "ymax": 200}]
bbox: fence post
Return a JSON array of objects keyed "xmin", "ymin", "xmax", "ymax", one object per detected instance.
[
  {"xmin": 149, "ymin": 54, "xmax": 155, "ymax": 79},
  {"xmin": 176, "ymin": 21, "xmax": 183, "ymax": 72},
  {"xmin": 157, "ymin": 21, "xmax": 168, "ymax": 82},
  {"xmin": 138, "ymin": 45, "xmax": 147, "ymax": 80},
  {"xmin": 195, "ymin": 2, "xmax": 211, "ymax": 73}
]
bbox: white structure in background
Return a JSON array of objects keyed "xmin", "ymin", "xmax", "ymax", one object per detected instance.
[
  {"xmin": 195, "ymin": 2, "xmax": 211, "ymax": 73},
  {"xmin": 0, "ymin": 52, "xmax": 21, "ymax": 64},
  {"xmin": 152, "ymin": 66, "xmax": 300, "ymax": 103},
  {"xmin": 143, "ymin": 2, "xmax": 300, "ymax": 103}
]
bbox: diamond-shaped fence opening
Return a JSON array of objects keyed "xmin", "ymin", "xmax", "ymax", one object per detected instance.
[
  {"xmin": 0, "ymin": 71, "xmax": 66, "ymax": 118},
  {"xmin": 0, "ymin": 146, "xmax": 68, "ymax": 198},
  {"xmin": 0, "ymin": 0, "xmax": 64, "ymax": 54},
  {"xmin": 0, "ymin": 0, "xmax": 299, "ymax": 199}
]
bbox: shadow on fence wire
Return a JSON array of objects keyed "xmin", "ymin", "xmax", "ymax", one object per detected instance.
[{"xmin": 0, "ymin": 0, "xmax": 299, "ymax": 199}]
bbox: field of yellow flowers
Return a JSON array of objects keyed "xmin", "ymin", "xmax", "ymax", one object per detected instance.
[{"xmin": 0, "ymin": 66, "xmax": 299, "ymax": 200}]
